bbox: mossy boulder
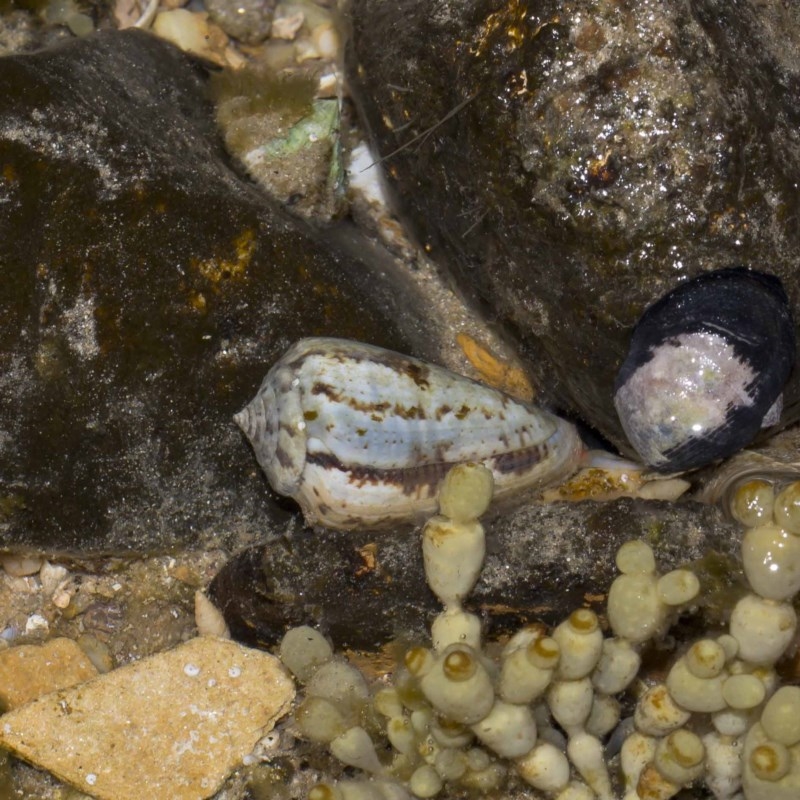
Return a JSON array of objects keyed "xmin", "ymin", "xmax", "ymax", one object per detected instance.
[{"xmin": 0, "ymin": 30, "xmax": 431, "ymax": 553}]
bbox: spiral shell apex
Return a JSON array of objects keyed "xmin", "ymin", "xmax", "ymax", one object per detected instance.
[
  {"xmin": 614, "ymin": 267, "xmax": 796, "ymax": 472},
  {"xmin": 235, "ymin": 338, "xmax": 585, "ymax": 530}
]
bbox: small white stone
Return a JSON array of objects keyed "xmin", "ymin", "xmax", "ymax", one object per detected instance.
[
  {"xmin": 0, "ymin": 554, "xmax": 43, "ymax": 578},
  {"xmin": 24, "ymin": 614, "xmax": 49, "ymax": 635}
]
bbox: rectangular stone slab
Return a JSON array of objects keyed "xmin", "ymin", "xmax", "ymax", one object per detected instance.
[{"xmin": 0, "ymin": 636, "xmax": 295, "ymax": 799}]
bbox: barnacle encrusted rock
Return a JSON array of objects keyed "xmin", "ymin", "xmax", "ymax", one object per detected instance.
[{"xmin": 347, "ymin": 0, "xmax": 800, "ymax": 456}]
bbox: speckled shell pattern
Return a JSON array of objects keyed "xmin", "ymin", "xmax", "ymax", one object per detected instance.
[{"xmin": 235, "ymin": 338, "xmax": 585, "ymax": 530}]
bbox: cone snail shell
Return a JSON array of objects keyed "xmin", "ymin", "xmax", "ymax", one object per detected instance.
[{"xmin": 235, "ymin": 338, "xmax": 585, "ymax": 530}]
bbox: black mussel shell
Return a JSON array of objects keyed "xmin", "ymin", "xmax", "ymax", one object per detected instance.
[{"xmin": 614, "ymin": 267, "xmax": 796, "ymax": 472}]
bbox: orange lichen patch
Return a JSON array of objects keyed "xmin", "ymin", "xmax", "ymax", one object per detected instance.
[
  {"xmin": 586, "ymin": 150, "xmax": 619, "ymax": 188},
  {"xmin": 456, "ymin": 333, "xmax": 535, "ymax": 401},
  {"xmin": 355, "ymin": 542, "xmax": 378, "ymax": 577},
  {"xmin": 543, "ymin": 466, "xmax": 643, "ymax": 501},
  {"xmin": 344, "ymin": 646, "xmax": 396, "ymax": 681},
  {"xmin": 187, "ymin": 291, "xmax": 207, "ymax": 313},
  {"xmin": 470, "ymin": 0, "xmax": 544, "ymax": 57},
  {"xmin": 192, "ymin": 228, "xmax": 256, "ymax": 285},
  {"xmin": 584, "ymin": 593, "xmax": 607, "ymax": 605},
  {"xmin": 541, "ymin": 466, "xmax": 689, "ymax": 504}
]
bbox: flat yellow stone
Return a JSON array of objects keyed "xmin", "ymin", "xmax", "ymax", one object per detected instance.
[
  {"xmin": 0, "ymin": 636, "xmax": 295, "ymax": 800},
  {"xmin": 0, "ymin": 637, "xmax": 99, "ymax": 710}
]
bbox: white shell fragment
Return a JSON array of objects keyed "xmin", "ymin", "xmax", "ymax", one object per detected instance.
[{"xmin": 235, "ymin": 338, "xmax": 585, "ymax": 529}]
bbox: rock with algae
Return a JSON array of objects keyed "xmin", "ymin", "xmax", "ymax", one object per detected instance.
[
  {"xmin": 0, "ymin": 30, "xmax": 444, "ymax": 554},
  {"xmin": 347, "ymin": 0, "xmax": 800, "ymax": 457}
]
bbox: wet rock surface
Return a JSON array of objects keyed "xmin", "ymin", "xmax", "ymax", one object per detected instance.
[
  {"xmin": 347, "ymin": 0, "xmax": 800, "ymax": 455},
  {"xmin": 0, "ymin": 637, "xmax": 98, "ymax": 710},
  {"xmin": 0, "ymin": 29, "xmax": 445, "ymax": 554},
  {"xmin": 210, "ymin": 497, "xmax": 744, "ymax": 651},
  {"xmin": 0, "ymin": 636, "xmax": 294, "ymax": 800}
]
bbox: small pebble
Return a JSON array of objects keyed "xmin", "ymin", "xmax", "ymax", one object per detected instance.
[{"xmin": 1, "ymin": 553, "xmax": 43, "ymax": 578}]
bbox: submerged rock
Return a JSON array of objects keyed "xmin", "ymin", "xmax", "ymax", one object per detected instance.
[
  {"xmin": 210, "ymin": 497, "xmax": 743, "ymax": 650},
  {"xmin": 0, "ymin": 30, "xmax": 440, "ymax": 554},
  {"xmin": 0, "ymin": 636, "xmax": 294, "ymax": 800},
  {"xmin": 347, "ymin": 0, "xmax": 800, "ymax": 459}
]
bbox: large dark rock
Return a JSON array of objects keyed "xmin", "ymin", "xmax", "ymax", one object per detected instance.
[
  {"xmin": 347, "ymin": 0, "xmax": 800, "ymax": 456},
  {"xmin": 210, "ymin": 497, "xmax": 744, "ymax": 650},
  {"xmin": 0, "ymin": 30, "xmax": 440, "ymax": 554}
]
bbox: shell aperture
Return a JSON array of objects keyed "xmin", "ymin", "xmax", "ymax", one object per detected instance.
[
  {"xmin": 614, "ymin": 267, "xmax": 796, "ymax": 472},
  {"xmin": 235, "ymin": 338, "xmax": 585, "ymax": 529}
]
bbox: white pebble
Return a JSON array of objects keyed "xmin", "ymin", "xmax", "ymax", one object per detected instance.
[{"xmin": 1, "ymin": 553, "xmax": 43, "ymax": 577}]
